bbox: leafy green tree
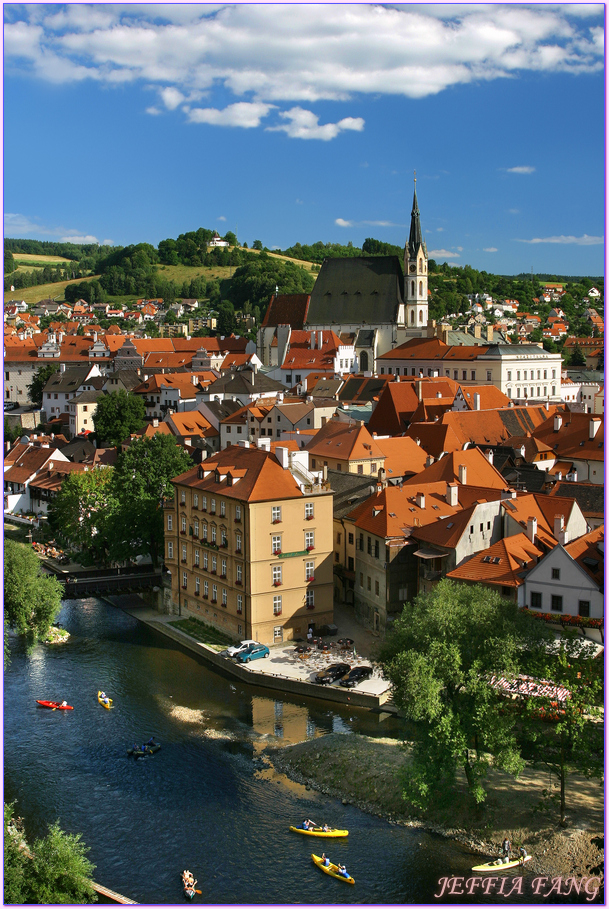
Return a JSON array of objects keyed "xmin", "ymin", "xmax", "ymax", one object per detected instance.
[
  {"xmin": 568, "ymin": 343, "xmax": 586, "ymax": 367},
  {"xmin": 4, "ymin": 541, "xmax": 63, "ymax": 649},
  {"xmin": 4, "ymin": 418, "xmax": 21, "ymax": 446},
  {"xmin": 27, "ymin": 363, "xmax": 60, "ymax": 408},
  {"xmin": 252, "ymin": 240, "xmax": 263, "ymax": 250},
  {"xmin": 520, "ymin": 636, "xmax": 603, "ymax": 826},
  {"xmin": 92, "ymin": 390, "xmax": 145, "ymax": 447},
  {"xmin": 217, "ymin": 301, "xmax": 236, "ymax": 335},
  {"xmin": 223, "ymin": 230, "xmax": 237, "ymax": 246},
  {"xmin": 109, "ymin": 435, "xmax": 193, "ymax": 565},
  {"xmin": 379, "ymin": 580, "xmax": 549, "ymax": 809},
  {"xmin": 4, "ymin": 251, "xmax": 15, "ymax": 274},
  {"xmin": 4, "ymin": 803, "xmax": 97, "ymax": 904},
  {"xmin": 48, "ymin": 470, "xmax": 116, "ymax": 561}
]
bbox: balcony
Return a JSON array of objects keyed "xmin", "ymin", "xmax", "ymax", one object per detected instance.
[{"xmin": 419, "ymin": 566, "xmax": 443, "ymax": 581}]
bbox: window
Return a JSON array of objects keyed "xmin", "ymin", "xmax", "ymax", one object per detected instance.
[
  {"xmin": 507, "ymin": 371, "xmax": 512, "ymax": 381},
  {"xmin": 348, "ymin": 557, "xmax": 354, "ymax": 571},
  {"xmin": 487, "ymin": 521, "xmax": 491, "ymax": 530},
  {"xmin": 531, "ymin": 591, "xmax": 542, "ymax": 609},
  {"xmin": 336, "ymin": 463, "xmax": 341, "ymax": 471},
  {"xmin": 306, "ymin": 589, "xmax": 314, "ymax": 609},
  {"xmin": 480, "ymin": 523, "xmax": 484, "ymax": 532},
  {"xmin": 221, "ymin": 529, "xmax": 227, "ymax": 547},
  {"xmin": 210, "ymin": 498, "xmax": 216, "ymax": 514},
  {"xmin": 167, "ymin": 515, "xmax": 173, "ymax": 531},
  {"xmin": 167, "ymin": 542, "xmax": 173, "ymax": 559},
  {"xmin": 551, "ymin": 568, "xmax": 560, "ymax": 580},
  {"xmin": 305, "ymin": 531, "xmax": 314, "ymax": 551},
  {"xmin": 273, "ymin": 595, "xmax": 282, "ymax": 615},
  {"xmin": 272, "ymin": 565, "xmax": 282, "ymax": 585},
  {"xmin": 226, "ymin": 425, "xmax": 231, "ymax": 434},
  {"xmin": 182, "ymin": 572, "xmax": 188, "ymax": 589},
  {"xmin": 181, "ymin": 515, "xmax": 187, "ymax": 533},
  {"xmin": 204, "ymin": 580, "xmax": 209, "ymax": 598},
  {"xmin": 236, "ymin": 564, "xmax": 242, "ymax": 583},
  {"xmin": 194, "ymin": 519, "xmax": 199, "ymax": 538},
  {"xmin": 551, "ymin": 595, "xmax": 563, "ymax": 612},
  {"xmin": 359, "ymin": 572, "xmax": 364, "ymax": 587},
  {"xmin": 202, "ymin": 496, "xmax": 207, "ymax": 511},
  {"xmin": 370, "ymin": 463, "xmax": 376, "ymax": 474},
  {"xmin": 182, "ymin": 545, "xmax": 187, "ymax": 562},
  {"xmin": 195, "ymin": 577, "xmax": 200, "ymax": 594},
  {"xmin": 211, "ymin": 555, "xmax": 217, "ymax": 573},
  {"xmin": 193, "ymin": 494, "xmax": 198, "ymax": 509},
  {"xmin": 516, "ymin": 371, "xmax": 520, "ymax": 381},
  {"xmin": 367, "ymin": 536, "xmax": 372, "ymax": 555},
  {"xmin": 305, "ymin": 561, "xmax": 315, "ymax": 580},
  {"xmin": 212, "ymin": 584, "xmax": 217, "ymax": 602},
  {"xmin": 237, "ymin": 595, "xmax": 243, "ymax": 614},
  {"xmin": 578, "ymin": 600, "xmax": 590, "ymax": 618},
  {"xmin": 337, "ymin": 533, "xmax": 342, "ymax": 544},
  {"xmin": 348, "ymin": 533, "xmax": 354, "ymax": 545},
  {"xmin": 305, "ymin": 502, "xmax": 314, "ymax": 519},
  {"xmin": 221, "ymin": 558, "xmax": 227, "ymax": 577},
  {"xmin": 374, "ymin": 540, "xmax": 379, "ymax": 559},
  {"xmin": 543, "ymin": 370, "xmax": 547, "ymax": 380},
  {"xmin": 523, "ymin": 370, "xmax": 527, "ymax": 381},
  {"xmin": 181, "ymin": 491, "xmax": 186, "ymax": 505},
  {"xmin": 211, "ymin": 525, "xmax": 216, "ymax": 544},
  {"xmin": 272, "ymin": 535, "xmax": 282, "ymax": 554},
  {"xmin": 272, "ymin": 506, "xmax": 282, "ymax": 523},
  {"xmin": 202, "ymin": 550, "xmax": 208, "ymax": 570},
  {"xmin": 552, "ymin": 369, "xmax": 556, "ymax": 380},
  {"xmin": 367, "ymin": 576, "xmax": 371, "ymax": 591},
  {"xmin": 220, "ymin": 500, "xmax": 226, "ymax": 516},
  {"xmin": 194, "ymin": 549, "xmax": 200, "ymax": 567},
  {"xmin": 358, "ymin": 464, "xmax": 364, "ymax": 475},
  {"xmin": 236, "ymin": 532, "xmax": 242, "ymax": 552},
  {"xmin": 375, "ymin": 579, "xmax": 380, "ymax": 596},
  {"xmin": 222, "ymin": 588, "xmax": 227, "ymax": 606},
  {"xmin": 235, "ymin": 505, "xmax": 241, "ymax": 521}
]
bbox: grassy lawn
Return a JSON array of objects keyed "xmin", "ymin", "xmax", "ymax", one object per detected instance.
[
  {"xmin": 4, "ymin": 275, "xmax": 100, "ymax": 305},
  {"xmin": 4, "ymin": 521, "xmax": 36, "ymax": 545},
  {"xmin": 168, "ymin": 617, "xmax": 234, "ymax": 650},
  {"xmin": 13, "ymin": 253, "xmax": 73, "ymax": 265}
]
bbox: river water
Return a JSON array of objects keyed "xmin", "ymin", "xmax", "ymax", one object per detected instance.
[{"xmin": 4, "ymin": 597, "xmax": 593, "ymax": 905}]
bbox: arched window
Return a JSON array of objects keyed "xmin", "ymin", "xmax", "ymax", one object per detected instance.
[
  {"xmin": 419, "ymin": 309, "xmax": 423, "ymax": 323},
  {"xmin": 411, "ymin": 280, "xmax": 415, "ymax": 296},
  {"xmin": 419, "ymin": 281, "xmax": 423, "ymax": 296},
  {"xmin": 360, "ymin": 350, "xmax": 369, "ymax": 371},
  {"xmin": 419, "ymin": 258, "xmax": 422, "ymax": 271},
  {"xmin": 410, "ymin": 310, "xmax": 415, "ymax": 324}
]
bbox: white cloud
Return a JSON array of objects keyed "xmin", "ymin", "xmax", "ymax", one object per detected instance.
[
  {"xmin": 4, "ymin": 4, "xmax": 602, "ymax": 135},
  {"xmin": 146, "ymin": 106, "xmax": 162, "ymax": 115},
  {"xmin": 436, "ymin": 227, "xmax": 445, "ymax": 232},
  {"xmin": 267, "ymin": 108, "xmax": 364, "ymax": 140},
  {"xmin": 217, "ymin": 216, "xmax": 227, "ymax": 222},
  {"xmin": 483, "ymin": 247, "xmax": 498, "ymax": 252},
  {"xmin": 187, "ymin": 102, "xmax": 273, "ymax": 128},
  {"xmin": 335, "ymin": 219, "xmax": 353, "ymax": 228},
  {"xmin": 505, "ymin": 165, "xmax": 536, "ymax": 174},
  {"xmin": 4, "ymin": 212, "xmax": 108, "ymax": 243},
  {"xmin": 509, "ymin": 209, "xmax": 520, "ymax": 214},
  {"xmin": 516, "ymin": 234, "xmax": 604, "ymax": 245},
  {"xmin": 60, "ymin": 234, "xmax": 101, "ymax": 244},
  {"xmin": 428, "ymin": 248, "xmax": 461, "ymax": 258}
]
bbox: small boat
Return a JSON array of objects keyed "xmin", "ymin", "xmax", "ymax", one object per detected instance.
[
  {"xmin": 36, "ymin": 700, "xmax": 73, "ymax": 710},
  {"xmin": 182, "ymin": 871, "xmax": 197, "ymax": 900},
  {"xmin": 472, "ymin": 855, "xmax": 532, "ymax": 873},
  {"xmin": 290, "ymin": 824, "xmax": 348, "ymax": 838},
  {"xmin": 311, "ymin": 853, "xmax": 355, "ymax": 884},
  {"xmin": 98, "ymin": 691, "xmax": 113, "ymax": 709},
  {"xmin": 127, "ymin": 743, "xmax": 161, "ymax": 758}
]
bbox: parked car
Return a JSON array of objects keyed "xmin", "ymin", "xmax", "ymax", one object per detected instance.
[
  {"xmin": 237, "ymin": 643, "xmax": 270, "ymax": 663},
  {"xmin": 226, "ymin": 639, "xmax": 258, "ymax": 658},
  {"xmin": 314, "ymin": 662, "xmax": 351, "ymax": 685},
  {"xmin": 339, "ymin": 666, "xmax": 373, "ymax": 688}
]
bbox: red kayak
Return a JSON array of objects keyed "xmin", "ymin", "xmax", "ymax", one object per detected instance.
[{"xmin": 36, "ymin": 700, "xmax": 73, "ymax": 710}]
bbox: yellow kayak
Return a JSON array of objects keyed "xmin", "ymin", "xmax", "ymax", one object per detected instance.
[
  {"xmin": 312, "ymin": 854, "xmax": 354, "ymax": 884},
  {"xmin": 290, "ymin": 825, "xmax": 348, "ymax": 838},
  {"xmin": 472, "ymin": 856, "xmax": 532, "ymax": 873},
  {"xmin": 98, "ymin": 691, "xmax": 113, "ymax": 709}
]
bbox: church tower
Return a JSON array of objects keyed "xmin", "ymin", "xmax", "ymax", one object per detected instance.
[{"xmin": 404, "ymin": 174, "xmax": 428, "ymax": 331}]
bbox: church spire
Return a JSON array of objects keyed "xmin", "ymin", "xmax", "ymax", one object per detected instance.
[{"xmin": 408, "ymin": 171, "xmax": 424, "ymax": 259}]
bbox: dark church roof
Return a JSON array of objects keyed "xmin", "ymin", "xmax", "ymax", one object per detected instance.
[
  {"xmin": 407, "ymin": 184, "xmax": 425, "ymax": 259},
  {"xmin": 306, "ymin": 257, "xmax": 403, "ymax": 326}
]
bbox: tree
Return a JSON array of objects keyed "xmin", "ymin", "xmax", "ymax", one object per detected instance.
[
  {"xmin": 217, "ymin": 301, "xmax": 236, "ymax": 336},
  {"xmin": 520, "ymin": 635, "xmax": 603, "ymax": 826},
  {"xmin": 4, "ymin": 418, "xmax": 21, "ymax": 446},
  {"xmin": 4, "ymin": 803, "xmax": 97, "ymax": 904},
  {"xmin": 27, "ymin": 363, "xmax": 60, "ymax": 408},
  {"xmin": 4, "ymin": 541, "xmax": 63, "ymax": 649},
  {"xmin": 48, "ymin": 469, "xmax": 117, "ymax": 562},
  {"xmin": 568, "ymin": 343, "xmax": 586, "ymax": 367},
  {"xmin": 379, "ymin": 580, "xmax": 550, "ymax": 809},
  {"xmin": 92, "ymin": 390, "xmax": 145, "ymax": 447},
  {"xmin": 4, "ymin": 251, "xmax": 15, "ymax": 274},
  {"xmin": 252, "ymin": 240, "xmax": 263, "ymax": 250},
  {"xmin": 109, "ymin": 435, "xmax": 193, "ymax": 565}
]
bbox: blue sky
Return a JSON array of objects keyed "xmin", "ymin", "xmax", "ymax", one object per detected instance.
[{"xmin": 3, "ymin": 3, "xmax": 605, "ymax": 276}]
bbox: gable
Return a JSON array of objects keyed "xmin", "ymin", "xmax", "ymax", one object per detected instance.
[{"xmin": 306, "ymin": 256, "xmax": 403, "ymax": 325}]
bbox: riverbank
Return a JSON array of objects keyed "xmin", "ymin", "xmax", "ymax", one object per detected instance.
[{"xmin": 264, "ymin": 732, "xmax": 603, "ymax": 881}]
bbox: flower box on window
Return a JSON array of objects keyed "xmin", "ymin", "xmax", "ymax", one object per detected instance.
[
  {"xmin": 307, "ymin": 576, "xmax": 315, "ymax": 582},
  {"xmin": 235, "ymin": 547, "xmax": 242, "ymax": 554},
  {"xmin": 181, "ymin": 558, "xmax": 188, "ymax": 564},
  {"xmin": 182, "ymin": 584, "xmax": 188, "ymax": 590},
  {"xmin": 220, "ymin": 573, "xmax": 227, "ymax": 579},
  {"xmin": 221, "ymin": 602, "xmax": 227, "ymax": 608},
  {"xmin": 273, "ymin": 549, "xmax": 282, "ymax": 555},
  {"xmin": 273, "ymin": 581, "xmax": 282, "ymax": 587},
  {"xmin": 202, "ymin": 508, "xmax": 207, "ymax": 513},
  {"xmin": 203, "ymin": 593, "xmax": 208, "ymax": 599},
  {"xmin": 211, "ymin": 570, "xmax": 216, "ymax": 575},
  {"xmin": 306, "ymin": 545, "xmax": 315, "ymax": 552},
  {"xmin": 306, "ymin": 602, "xmax": 314, "ymax": 609},
  {"xmin": 221, "ymin": 542, "xmax": 228, "ymax": 548},
  {"xmin": 272, "ymin": 519, "xmax": 281, "ymax": 525},
  {"xmin": 306, "ymin": 515, "xmax": 314, "ymax": 521},
  {"xmin": 194, "ymin": 591, "xmax": 200, "ymax": 597},
  {"xmin": 234, "ymin": 518, "xmax": 241, "ymax": 523},
  {"xmin": 210, "ymin": 598, "xmax": 217, "ymax": 604},
  {"xmin": 180, "ymin": 530, "xmax": 186, "ymax": 535},
  {"xmin": 235, "ymin": 580, "xmax": 243, "ymax": 586}
]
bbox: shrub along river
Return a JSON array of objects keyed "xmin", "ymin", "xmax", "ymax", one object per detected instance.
[{"xmin": 3, "ymin": 597, "xmax": 586, "ymax": 904}]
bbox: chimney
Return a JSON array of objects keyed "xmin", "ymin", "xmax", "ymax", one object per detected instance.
[
  {"xmin": 526, "ymin": 516, "xmax": 537, "ymax": 544},
  {"xmin": 501, "ymin": 487, "xmax": 517, "ymax": 500},
  {"xmin": 486, "ymin": 449, "xmax": 494, "ymax": 465},
  {"xmin": 395, "ymin": 373, "xmax": 400, "ymax": 383},
  {"xmin": 238, "ymin": 440, "xmax": 250, "ymax": 448},
  {"xmin": 417, "ymin": 380, "xmax": 423, "ymax": 402},
  {"xmin": 184, "ymin": 438, "xmax": 191, "ymax": 447},
  {"xmin": 416, "ymin": 492, "xmax": 425, "ymax": 509},
  {"xmin": 474, "ymin": 324, "xmax": 482, "ymax": 339},
  {"xmin": 258, "ymin": 437, "xmax": 271, "ymax": 451},
  {"xmin": 322, "ymin": 465, "xmax": 328, "ymax": 482},
  {"xmin": 589, "ymin": 417, "xmax": 601, "ymax": 440},
  {"xmin": 378, "ymin": 467, "xmax": 387, "ymax": 487},
  {"xmin": 60, "ymin": 363, "xmax": 66, "ymax": 373},
  {"xmin": 458, "ymin": 464, "xmax": 467, "ymax": 484},
  {"xmin": 553, "ymin": 514, "xmax": 564, "ymax": 537},
  {"xmin": 318, "ymin": 331, "xmax": 323, "ymax": 349},
  {"xmin": 554, "ymin": 414, "xmax": 562, "ymax": 432},
  {"xmin": 415, "ymin": 437, "xmax": 420, "ymax": 446},
  {"xmin": 425, "ymin": 455, "xmax": 434, "ymax": 467},
  {"xmin": 446, "ymin": 482, "xmax": 459, "ymax": 506},
  {"xmin": 436, "ymin": 392, "xmax": 442, "ymax": 399},
  {"xmin": 473, "ymin": 393, "xmax": 481, "ymax": 410},
  {"xmin": 487, "ymin": 325, "xmax": 494, "ymax": 342},
  {"xmin": 310, "ymin": 330, "xmax": 315, "ymax": 349},
  {"xmin": 153, "ymin": 419, "xmax": 159, "ymax": 427},
  {"xmin": 276, "ymin": 446, "xmax": 289, "ymax": 469},
  {"xmin": 558, "ymin": 528, "xmax": 569, "ymax": 546}
]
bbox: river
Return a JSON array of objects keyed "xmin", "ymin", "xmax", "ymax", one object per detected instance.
[{"xmin": 4, "ymin": 597, "xmax": 591, "ymax": 905}]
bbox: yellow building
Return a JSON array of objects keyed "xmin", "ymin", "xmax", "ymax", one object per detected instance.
[{"xmin": 165, "ymin": 443, "xmax": 334, "ymax": 644}]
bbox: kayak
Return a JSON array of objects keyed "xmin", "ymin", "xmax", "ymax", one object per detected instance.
[
  {"xmin": 290, "ymin": 825, "xmax": 348, "ymax": 838},
  {"xmin": 36, "ymin": 700, "xmax": 73, "ymax": 710},
  {"xmin": 127, "ymin": 743, "xmax": 161, "ymax": 758},
  {"xmin": 311, "ymin": 853, "xmax": 355, "ymax": 885},
  {"xmin": 472, "ymin": 855, "xmax": 532, "ymax": 872},
  {"xmin": 98, "ymin": 691, "xmax": 113, "ymax": 709},
  {"xmin": 181, "ymin": 872, "xmax": 197, "ymax": 900}
]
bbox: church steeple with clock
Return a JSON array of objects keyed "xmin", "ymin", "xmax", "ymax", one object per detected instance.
[{"xmin": 404, "ymin": 173, "xmax": 428, "ymax": 331}]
